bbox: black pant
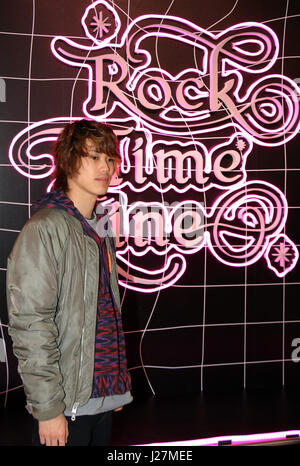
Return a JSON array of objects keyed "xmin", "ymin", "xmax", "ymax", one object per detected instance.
[{"xmin": 32, "ymin": 411, "xmax": 113, "ymax": 446}]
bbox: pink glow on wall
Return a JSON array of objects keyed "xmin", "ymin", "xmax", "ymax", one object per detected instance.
[{"xmin": 7, "ymin": 0, "xmax": 300, "ymax": 292}]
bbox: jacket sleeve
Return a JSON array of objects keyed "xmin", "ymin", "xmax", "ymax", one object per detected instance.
[{"xmin": 6, "ymin": 214, "xmax": 67, "ymax": 421}]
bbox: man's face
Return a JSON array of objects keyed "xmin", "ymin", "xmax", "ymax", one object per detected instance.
[{"xmin": 68, "ymin": 138, "xmax": 116, "ymax": 198}]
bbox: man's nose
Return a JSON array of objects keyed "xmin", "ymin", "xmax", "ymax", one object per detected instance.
[{"xmin": 98, "ymin": 156, "xmax": 109, "ymax": 172}]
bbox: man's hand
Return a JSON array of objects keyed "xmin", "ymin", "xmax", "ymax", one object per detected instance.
[{"xmin": 39, "ymin": 413, "xmax": 69, "ymax": 446}]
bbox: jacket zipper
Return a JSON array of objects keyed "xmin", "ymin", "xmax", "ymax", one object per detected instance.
[
  {"xmin": 71, "ymin": 324, "xmax": 85, "ymax": 421},
  {"xmin": 71, "ymin": 238, "xmax": 88, "ymax": 422},
  {"xmin": 71, "ymin": 401, "xmax": 79, "ymax": 421}
]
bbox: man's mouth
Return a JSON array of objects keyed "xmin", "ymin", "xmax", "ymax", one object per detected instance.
[{"xmin": 95, "ymin": 177, "xmax": 109, "ymax": 182}]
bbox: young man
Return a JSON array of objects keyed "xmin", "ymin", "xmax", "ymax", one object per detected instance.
[{"xmin": 6, "ymin": 119, "xmax": 132, "ymax": 446}]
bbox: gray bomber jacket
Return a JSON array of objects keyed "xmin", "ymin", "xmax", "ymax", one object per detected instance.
[{"xmin": 6, "ymin": 207, "xmax": 121, "ymax": 421}]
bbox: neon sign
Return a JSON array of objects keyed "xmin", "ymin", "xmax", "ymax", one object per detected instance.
[{"xmin": 8, "ymin": 0, "xmax": 300, "ymax": 292}]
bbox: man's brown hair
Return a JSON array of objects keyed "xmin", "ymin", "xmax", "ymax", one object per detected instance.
[{"xmin": 53, "ymin": 119, "xmax": 121, "ymax": 191}]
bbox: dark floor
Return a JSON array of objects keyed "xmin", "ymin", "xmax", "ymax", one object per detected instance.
[{"xmin": 1, "ymin": 387, "xmax": 300, "ymax": 446}]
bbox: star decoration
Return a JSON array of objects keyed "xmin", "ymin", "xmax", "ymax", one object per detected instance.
[
  {"xmin": 272, "ymin": 241, "xmax": 292, "ymax": 268},
  {"xmin": 235, "ymin": 138, "xmax": 246, "ymax": 152},
  {"xmin": 90, "ymin": 11, "xmax": 111, "ymax": 39}
]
